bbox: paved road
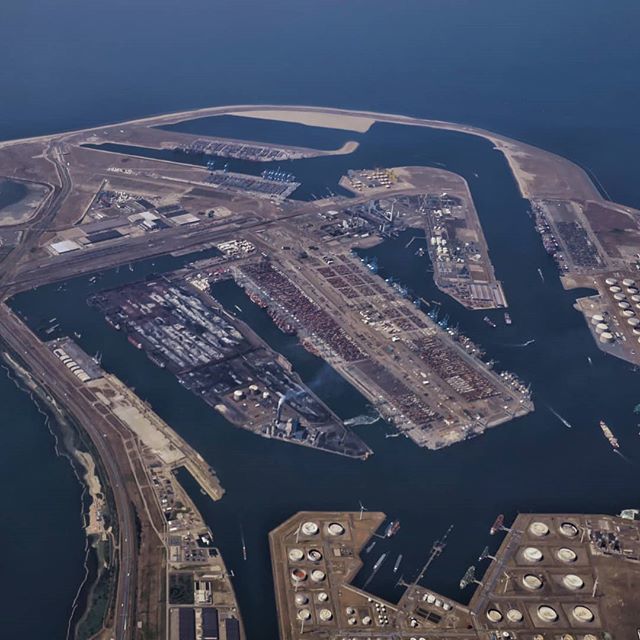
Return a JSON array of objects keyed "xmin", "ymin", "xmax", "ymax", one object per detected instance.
[{"xmin": 0, "ymin": 305, "xmax": 136, "ymax": 639}]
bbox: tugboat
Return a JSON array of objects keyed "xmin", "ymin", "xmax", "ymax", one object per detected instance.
[
  {"xmin": 599, "ymin": 420, "xmax": 620, "ymax": 449},
  {"xmin": 504, "ymin": 312, "xmax": 512, "ymax": 325},
  {"xmin": 483, "ymin": 316, "xmax": 497, "ymax": 328},
  {"xmin": 384, "ymin": 520, "xmax": 400, "ymax": 538}
]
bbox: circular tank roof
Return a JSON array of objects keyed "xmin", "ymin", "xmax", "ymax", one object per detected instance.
[
  {"xmin": 537, "ymin": 605, "xmax": 559, "ymax": 622},
  {"xmin": 563, "ymin": 574, "xmax": 584, "ymax": 590},
  {"xmin": 560, "ymin": 522, "xmax": 579, "ymax": 537},
  {"xmin": 318, "ymin": 608, "xmax": 333, "ymax": 621},
  {"xmin": 295, "ymin": 593, "xmax": 308, "ymax": 605},
  {"xmin": 623, "ymin": 278, "xmax": 636, "ymax": 287},
  {"xmin": 486, "ymin": 608, "xmax": 503, "ymax": 622},
  {"xmin": 605, "ymin": 278, "xmax": 617, "ymax": 285},
  {"xmin": 288, "ymin": 548, "xmax": 304, "ymax": 562},
  {"xmin": 507, "ymin": 608, "xmax": 524, "ymax": 622},
  {"xmin": 307, "ymin": 549, "xmax": 322, "ymax": 562},
  {"xmin": 628, "ymin": 317, "xmax": 640, "ymax": 326},
  {"xmin": 523, "ymin": 574, "xmax": 543, "ymax": 589},
  {"xmin": 572, "ymin": 605, "xmax": 594, "ymax": 622},
  {"xmin": 613, "ymin": 293, "xmax": 626, "ymax": 301},
  {"xmin": 301, "ymin": 521, "xmax": 319, "ymax": 536},
  {"xmin": 623, "ymin": 309, "xmax": 635, "ymax": 317},
  {"xmin": 311, "ymin": 569, "xmax": 326, "ymax": 582},
  {"xmin": 632, "ymin": 295, "xmax": 640, "ymax": 303},
  {"xmin": 557, "ymin": 547, "xmax": 577, "ymax": 562},
  {"xmin": 591, "ymin": 314, "xmax": 604, "ymax": 323},
  {"xmin": 619, "ymin": 301, "xmax": 631, "ymax": 309},
  {"xmin": 327, "ymin": 522, "xmax": 345, "ymax": 536},
  {"xmin": 317, "ymin": 591, "xmax": 328, "ymax": 602},
  {"xmin": 297, "ymin": 608, "xmax": 311, "ymax": 621},
  {"xmin": 291, "ymin": 568, "xmax": 307, "ymax": 582},
  {"xmin": 529, "ymin": 522, "xmax": 550, "ymax": 537},
  {"xmin": 523, "ymin": 547, "xmax": 543, "ymax": 562},
  {"xmin": 609, "ymin": 286, "xmax": 622, "ymax": 293},
  {"xmin": 599, "ymin": 332, "xmax": 614, "ymax": 342}
]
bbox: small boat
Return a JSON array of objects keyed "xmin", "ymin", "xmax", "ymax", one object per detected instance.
[
  {"xmin": 384, "ymin": 520, "xmax": 400, "ymax": 538},
  {"xmin": 504, "ymin": 312, "xmax": 512, "ymax": 325},
  {"xmin": 600, "ymin": 420, "xmax": 620, "ymax": 449},
  {"xmin": 393, "ymin": 554, "xmax": 403, "ymax": 573},
  {"xmin": 538, "ymin": 268, "xmax": 545, "ymax": 283},
  {"xmin": 483, "ymin": 316, "xmax": 497, "ymax": 328},
  {"xmin": 365, "ymin": 540, "xmax": 377, "ymax": 554},
  {"xmin": 240, "ymin": 524, "xmax": 247, "ymax": 561}
]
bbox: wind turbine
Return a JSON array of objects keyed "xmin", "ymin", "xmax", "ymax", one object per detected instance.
[{"xmin": 358, "ymin": 500, "xmax": 368, "ymax": 521}]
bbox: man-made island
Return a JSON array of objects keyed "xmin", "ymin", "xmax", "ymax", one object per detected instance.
[{"xmin": 0, "ymin": 104, "xmax": 637, "ymax": 638}]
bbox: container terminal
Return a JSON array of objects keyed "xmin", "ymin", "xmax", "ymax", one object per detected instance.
[
  {"xmin": 230, "ymin": 239, "xmax": 531, "ymax": 450},
  {"xmin": 89, "ymin": 275, "xmax": 371, "ymax": 459},
  {"xmin": 269, "ymin": 509, "xmax": 640, "ymax": 639}
]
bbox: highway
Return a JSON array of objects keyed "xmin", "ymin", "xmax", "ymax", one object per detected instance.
[{"xmin": 0, "ymin": 305, "xmax": 136, "ymax": 640}]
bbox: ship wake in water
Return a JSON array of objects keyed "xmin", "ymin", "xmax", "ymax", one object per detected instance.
[
  {"xmin": 344, "ymin": 412, "xmax": 381, "ymax": 427},
  {"xmin": 547, "ymin": 405, "xmax": 573, "ymax": 429},
  {"xmin": 504, "ymin": 339, "xmax": 536, "ymax": 348}
]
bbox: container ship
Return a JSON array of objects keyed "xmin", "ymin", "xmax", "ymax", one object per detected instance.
[{"xmin": 599, "ymin": 420, "xmax": 619, "ymax": 449}]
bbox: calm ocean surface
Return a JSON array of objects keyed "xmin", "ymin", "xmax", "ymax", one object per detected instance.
[{"xmin": 1, "ymin": 1, "xmax": 639, "ymax": 637}]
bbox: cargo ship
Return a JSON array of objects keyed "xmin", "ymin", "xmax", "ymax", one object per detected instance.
[
  {"xmin": 127, "ymin": 334, "xmax": 143, "ymax": 350},
  {"xmin": 483, "ymin": 316, "xmax": 497, "ymax": 328},
  {"xmin": 384, "ymin": 520, "xmax": 400, "ymax": 538},
  {"xmin": 247, "ymin": 290, "xmax": 268, "ymax": 309},
  {"xmin": 599, "ymin": 420, "xmax": 620, "ymax": 449},
  {"xmin": 372, "ymin": 552, "xmax": 387, "ymax": 572}
]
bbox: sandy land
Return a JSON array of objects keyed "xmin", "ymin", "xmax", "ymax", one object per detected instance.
[
  {"xmin": 0, "ymin": 103, "xmax": 608, "ymax": 205},
  {"xmin": 229, "ymin": 108, "xmax": 374, "ymax": 133}
]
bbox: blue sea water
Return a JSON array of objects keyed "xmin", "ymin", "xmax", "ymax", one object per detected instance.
[{"xmin": 1, "ymin": 1, "xmax": 640, "ymax": 638}]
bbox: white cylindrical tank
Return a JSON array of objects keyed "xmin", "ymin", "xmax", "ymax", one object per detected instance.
[
  {"xmin": 600, "ymin": 332, "xmax": 614, "ymax": 343},
  {"xmin": 591, "ymin": 314, "xmax": 604, "ymax": 324},
  {"xmin": 605, "ymin": 277, "xmax": 617, "ymax": 286},
  {"xmin": 623, "ymin": 310, "xmax": 635, "ymax": 317},
  {"xmin": 628, "ymin": 317, "xmax": 640, "ymax": 327},
  {"xmin": 619, "ymin": 301, "xmax": 631, "ymax": 309},
  {"xmin": 623, "ymin": 278, "xmax": 636, "ymax": 287},
  {"xmin": 613, "ymin": 293, "xmax": 626, "ymax": 301},
  {"xmin": 609, "ymin": 285, "xmax": 622, "ymax": 293},
  {"xmin": 595, "ymin": 323, "xmax": 608, "ymax": 334},
  {"xmin": 529, "ymin": 522, "xmax": 550, "ymax": 537}
]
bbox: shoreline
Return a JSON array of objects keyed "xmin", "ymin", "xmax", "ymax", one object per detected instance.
[{"xmin": 0, "ymin": 103, "xmax": 604, "ymax": 205}]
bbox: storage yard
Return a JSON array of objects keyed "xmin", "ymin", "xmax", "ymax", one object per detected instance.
[
  {"xmin": 232, "ymin": 245, "xmax": 531, "ymax": 450},
  {"xmin": 270, "ymin": 510, "xmax": 640, "ymax": 639},
  {"xmin": 89, "ymin": 276, "xmax": 371, "ymax": 459}
]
